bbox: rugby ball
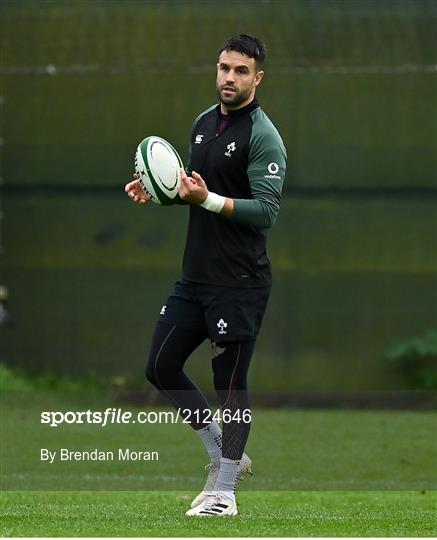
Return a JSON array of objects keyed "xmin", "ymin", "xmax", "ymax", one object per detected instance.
[{"xmin": 134, "ymin": 136, "xmax": 183, "ymax": 205}]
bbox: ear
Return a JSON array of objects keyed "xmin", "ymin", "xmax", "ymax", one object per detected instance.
[
  {"xmin": 253, "ymin": 70, "xmax": 264, "ymax": 88},
  {"xmin": 216, "ymin": 62, "xmax": 220, "ymax": 73}
]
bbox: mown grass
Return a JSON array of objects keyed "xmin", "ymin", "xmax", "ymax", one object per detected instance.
[
  {"xmin": 1, "ymin": 490, "xmax": 436, "ymax": 537},
  {"xmin": 1, "ymin": 384, "xmax": 436, "ymax": 536}
]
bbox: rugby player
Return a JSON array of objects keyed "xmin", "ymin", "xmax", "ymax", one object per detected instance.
[{"xmin": 125, "ymin": 34, "xmax": 286, "ymax": 516}]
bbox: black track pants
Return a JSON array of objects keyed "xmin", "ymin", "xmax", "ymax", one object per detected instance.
[{"xmin": 145, "ymin": 321, "xmax": 255, "ymax": 460}]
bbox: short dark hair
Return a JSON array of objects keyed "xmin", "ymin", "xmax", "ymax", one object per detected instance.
[{"xmin": 219, "ymin": 34, "xmax": 266, "ymax": 70}]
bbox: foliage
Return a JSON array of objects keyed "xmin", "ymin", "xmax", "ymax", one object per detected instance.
[
  {"xmin": 0, "ymin": 363, "xmax": 34, "ymax": 391},
  {"xmin": 385, "ymin": 329, "xmax": 437, "ymax": 389},
  {"xmin": 0, "ymin": 363, "xmax": 108, "ymax": 392}
]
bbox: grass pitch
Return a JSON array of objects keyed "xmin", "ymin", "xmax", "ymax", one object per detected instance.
[
  {"xmin": 1, "ymin": 389, "xmax": 436, "ymax": 536},
  {"xmin": 1, "ymin": 490, "xmax": 436, "ymax": 537}
]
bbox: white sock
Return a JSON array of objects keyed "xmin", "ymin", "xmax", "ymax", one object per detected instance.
[
  {"xmin": 213, "ymin": 457, "xmax": 240, "ymax": 495},
  {"xmin": 195, "ymin": 420, "xmax": 222, "ymax": 465}
]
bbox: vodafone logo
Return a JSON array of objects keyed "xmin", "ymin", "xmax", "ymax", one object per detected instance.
[
  {"xmin": 268, "ymin": 162, "xmax": 279, "ymax": 174},
  {"xmin": 265, "ymin": 162, "xmax": 281, "ymax": 180}
]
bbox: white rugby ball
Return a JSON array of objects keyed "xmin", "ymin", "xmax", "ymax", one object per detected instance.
[{"xmin": 134, "ymin": 136, "xmax": 183, "ymax": 205}]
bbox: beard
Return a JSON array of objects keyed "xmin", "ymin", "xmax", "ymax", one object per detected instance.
[{"xmin": 216, "ymin": 82, "xmax": 251, "ymax": 108}]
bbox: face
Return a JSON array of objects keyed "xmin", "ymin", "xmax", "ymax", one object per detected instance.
[{"xmin": 216, "ymin": 50, "xmax": 264, "ymax": 110}]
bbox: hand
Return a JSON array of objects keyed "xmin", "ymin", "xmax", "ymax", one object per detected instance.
[
  {"xmin": 178, "ymin": 169, "xmax": 208, "ymax": 205},
  {"xmin": 124, "ymin": 173, "xmax": 151, "ymax": 204}
]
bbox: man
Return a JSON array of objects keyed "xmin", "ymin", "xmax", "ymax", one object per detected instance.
[{"xmin": 125, "ymin": 34, "xmax": 286, "ymax": 516}]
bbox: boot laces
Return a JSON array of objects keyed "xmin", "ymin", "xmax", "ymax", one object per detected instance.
[{"xmin": 202, "ymin": 494, "xmax": 223, "ymax": 511}]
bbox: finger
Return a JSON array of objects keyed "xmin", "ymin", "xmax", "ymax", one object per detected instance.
[
  {"xmin": 177, "ymin": 183, "xmax": 187, "ymax": 198},
  {"xmin": 126, "ymin": 179, "xmax": 140, "ymax": 192},
  {"xmin": 180, "ymin": 174, "xmax": 192, "ymax": 187},
  {"xmin": 181, "ymin": 169, "xmax": 196, "ymax": 185},
  {"xmin": 190, "ymin": 171, "xmax": 201, "ymax": 184}
]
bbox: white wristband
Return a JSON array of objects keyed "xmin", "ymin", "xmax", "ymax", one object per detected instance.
[{"xmin": 200, "ymin": 192, "xmax": 226, "ymax": 213}]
